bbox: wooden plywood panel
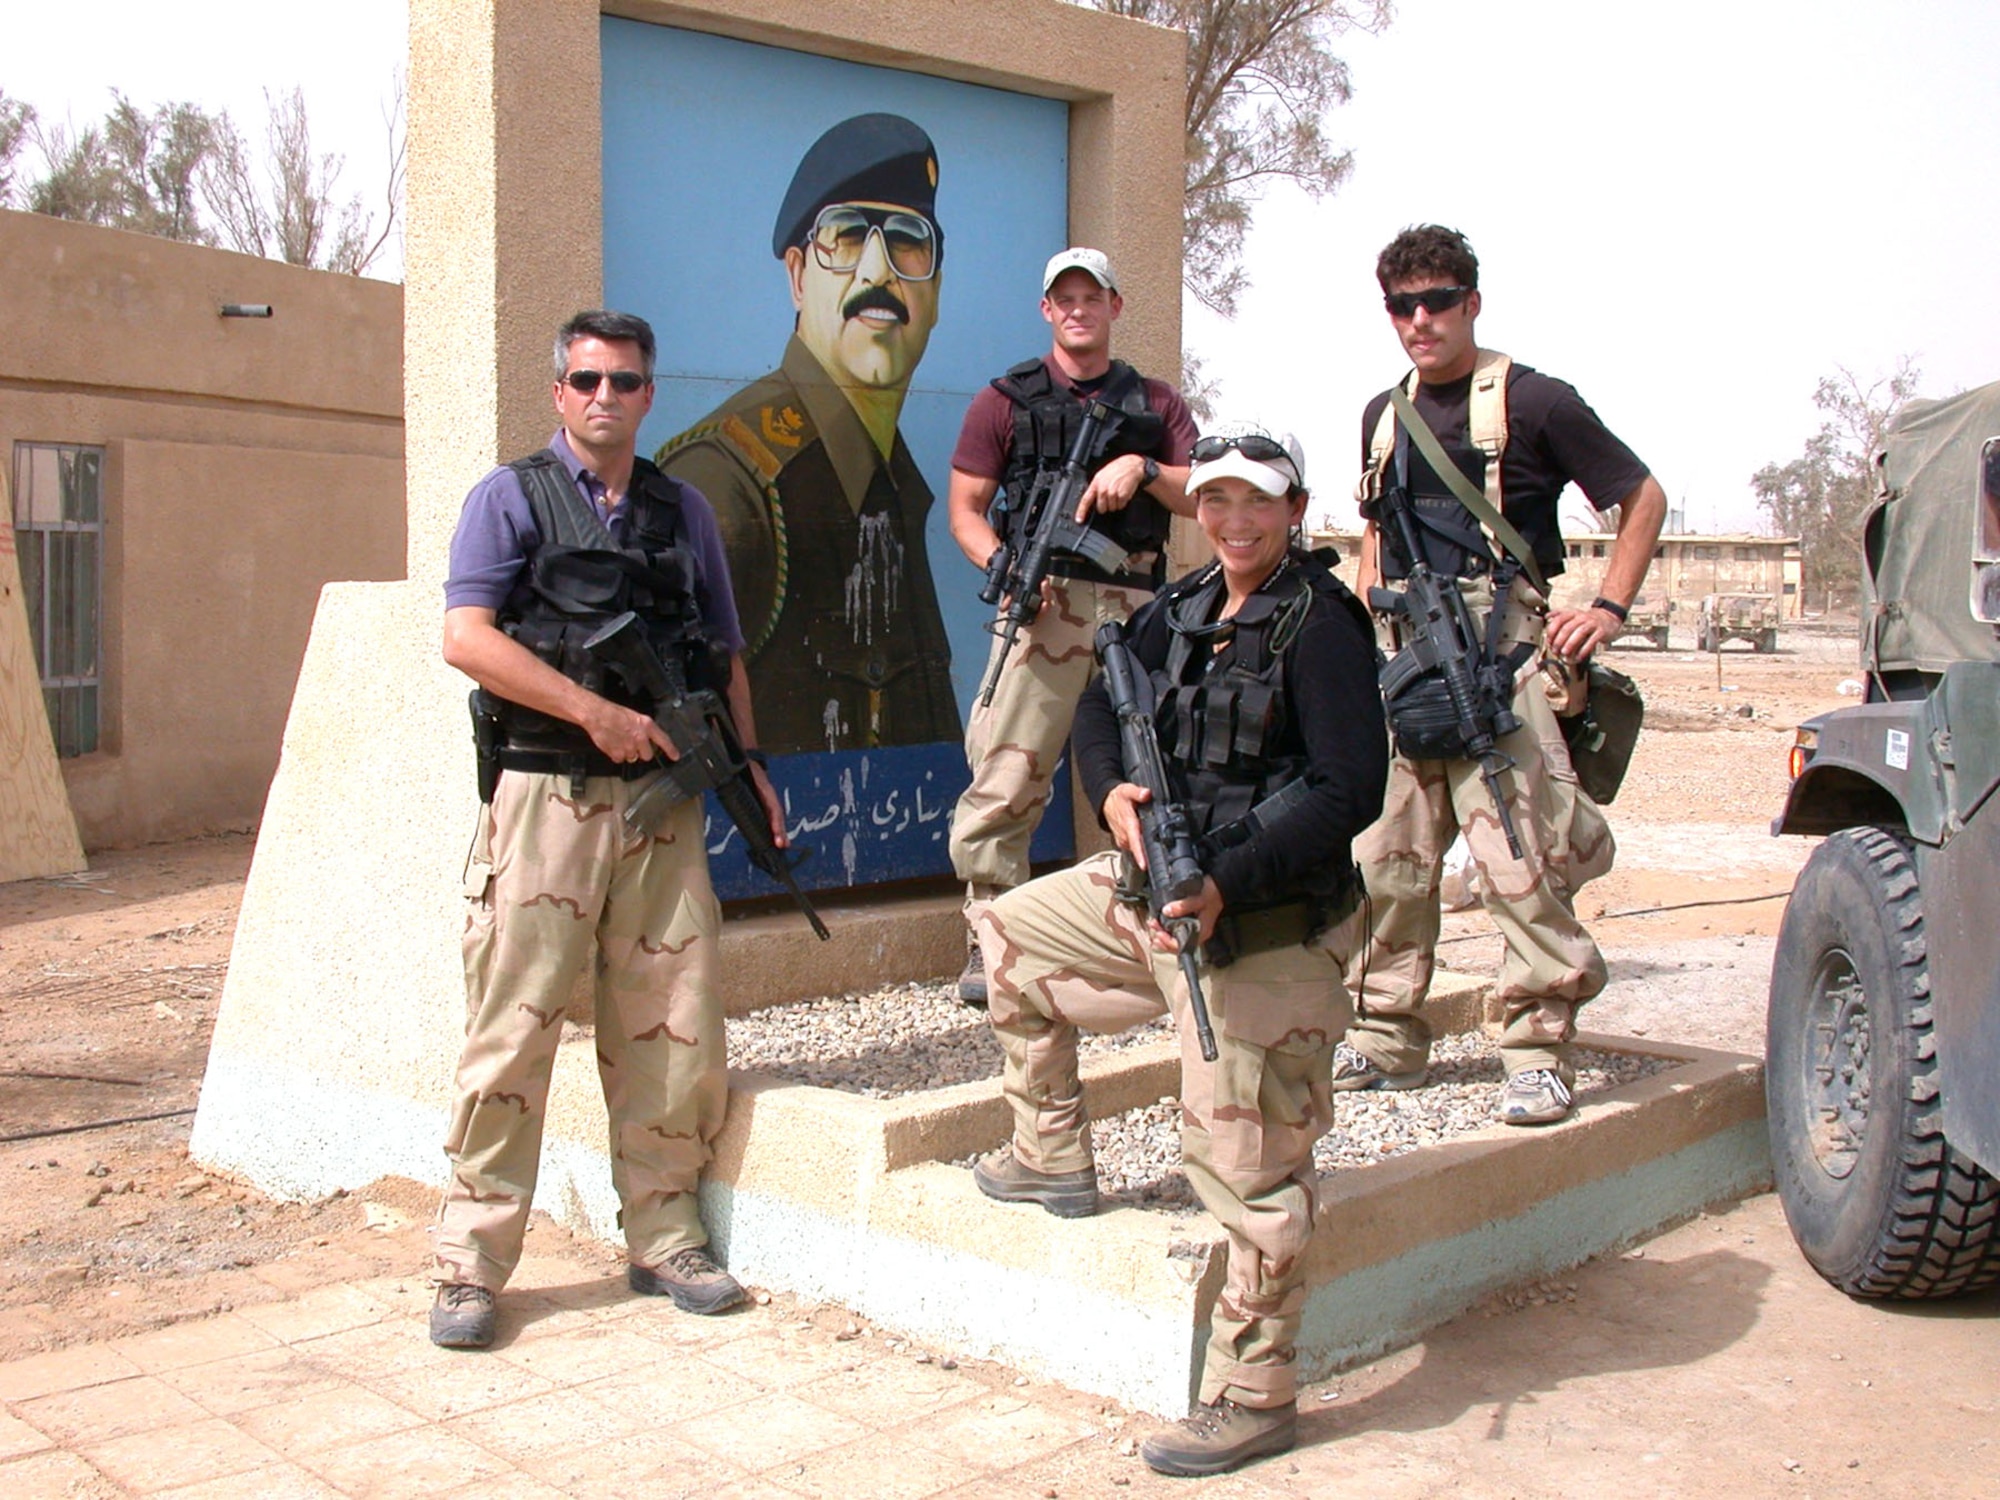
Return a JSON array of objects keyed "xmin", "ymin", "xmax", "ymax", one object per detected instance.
[{"xmin": 0, "ymin": 473, "xmax": 87, "ymax": 881}]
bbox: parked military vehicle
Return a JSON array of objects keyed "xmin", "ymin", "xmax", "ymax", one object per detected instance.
[
  {"xmin": 1619, "ymin": 592, "xmax": 1672, "ymax": 650},
  {"xmin": 1696, "ymin": 591, "xmax": 1779, "ymax": 653},
  {"xmin": 1766, "ymin": 378, "xmax": 2000, "ymax": 1298}
]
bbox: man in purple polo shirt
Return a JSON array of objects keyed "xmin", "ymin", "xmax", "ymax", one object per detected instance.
[{"xmin": 428, "ymin": 309, "xmax": 785, "ymax": 1349}]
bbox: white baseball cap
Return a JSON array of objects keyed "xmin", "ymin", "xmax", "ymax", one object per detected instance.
[
  {"xmin": 1042, "ymin": 247, "xmax": 1117, "ymax": 293},
  {"xmin": 1187, "ymin": 426, "xmax": 1305, "ymax": 497}
]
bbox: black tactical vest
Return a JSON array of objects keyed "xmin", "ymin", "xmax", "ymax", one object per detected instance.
[
  {"xmin": 1154, "ymin": 551, "xmax": 1368, "ymax": 908},
  {"xmin": 993, "ymin": 357, "xmax": 1170, "ymax": 573},
  {"xmin": 491, "ymin": 450, "xmax": 720, "ymax": 753},
  {"xmin": 1383, "ymin": 420, "xmax": 1497, "ymax": 582}
]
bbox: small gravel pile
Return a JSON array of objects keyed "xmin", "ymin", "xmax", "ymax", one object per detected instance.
[{"xmin": 725, "ymin": 980, "xmax": 1173, "ymax": 1097}]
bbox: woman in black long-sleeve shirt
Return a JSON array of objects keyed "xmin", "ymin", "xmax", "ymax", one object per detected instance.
[{"xmin": 967, "ymin": 427, "xmax": 1387, "ymax": 1478}]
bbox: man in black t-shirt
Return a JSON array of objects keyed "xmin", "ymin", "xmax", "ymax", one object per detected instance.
[{"xmin": 1334, "ymin": 224, "xmax": 1667, "ymax": 1126}]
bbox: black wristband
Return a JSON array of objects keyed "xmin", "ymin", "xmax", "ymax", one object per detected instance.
[
  {"xmin": 1591, "ymin": 596, "xmax": 1630, "ymax": 623},
  {"xmin": 743, "ymin": 748, "xmax": 770, "ymax": 768},
  {"xmin": 1140, "ymin": 456, "xmax": 1161, "ymax": 489}
]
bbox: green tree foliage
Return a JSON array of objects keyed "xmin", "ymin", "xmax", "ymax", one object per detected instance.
[
  {"xmin": 2, "ymin": 80, "xmax": 401, "ymax": 276},
  {"xmin": 1075, "ymin": 0, "xmax": 1392, "ymax": 317},
  {"xmin": 24, "ymin": 121, "xmax": 121, "ymax": 224},
  {"xmin": 104, "ymin": 93, "xmax": 218, "ymax": 243},
  {"xmin": 1752, "ymin": 360, "xmax": 1922, "ymax": 606},
  {"xmin": 0, "ymin": 88, "xmax": 33, "ymax": 205}
]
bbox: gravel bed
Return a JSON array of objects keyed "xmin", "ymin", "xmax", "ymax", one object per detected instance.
[
  {"xmin": 725, "ymin": 979, "xmax": 1171, "ymax": 1097},
  {"xmin": 727, "ymin": 983, "xmax": 1671, "ymax": 1219},
  {"xmin": 1084, "ymin": 1034, "xmax": 1671, "ymax": 1214}
]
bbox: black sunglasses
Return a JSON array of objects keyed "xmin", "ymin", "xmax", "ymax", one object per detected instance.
[
  {"xmin": 1192, "ymin": 433, "xmax": 1295, "ymax": 468},
  {"xmin": 562, "ymin": 368, "xmax": 649, "ymax": 396},
  {"xmin": 1383, "ymin": 286, "xmax": 1471, "ymax": 319}
]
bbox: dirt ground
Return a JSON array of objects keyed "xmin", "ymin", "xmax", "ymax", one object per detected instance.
[{"xmin": 4, "ymin": 622, "xmax": 1996, "ymax": 1492}]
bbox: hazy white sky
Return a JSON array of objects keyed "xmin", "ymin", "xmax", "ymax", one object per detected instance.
[
  {"xmin": 1191, "ymin": 0, "xmax": 2000, "ymax": 531},
  {"xmin": 12, "ymin": 0, "xmax": 1996, "ymax": 533}
]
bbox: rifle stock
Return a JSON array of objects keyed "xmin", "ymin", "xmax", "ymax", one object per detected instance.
[{"xmin": 1095, "ymin": 621, "xmax": 1218, "ymax": 1063}]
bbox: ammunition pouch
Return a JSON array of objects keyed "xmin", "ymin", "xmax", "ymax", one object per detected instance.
[
  {"xmin": 1559, "ymin": 660, "xmax": 1644, "ymax": 805},
  {"xmin": 1379, "ymin": 663, "xmax": 1483, "ymax": 761},
  {"xmin": 1378, "ymin": 648, "xmax": 1523, "ymax": 762}
]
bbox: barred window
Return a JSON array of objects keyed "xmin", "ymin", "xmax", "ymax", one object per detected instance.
[{"xmin": 11, "ymin": 443, "xmax": 103, "ymax": 757}]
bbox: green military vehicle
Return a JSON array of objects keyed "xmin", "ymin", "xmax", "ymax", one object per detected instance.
[
  {"xmin": 1696, "ymin": 591, "xmax": 1780, "ymax": 653},
  {"xmin": 1766, "ymin": 379, "xmax": 2000, "ymax": 1298}
]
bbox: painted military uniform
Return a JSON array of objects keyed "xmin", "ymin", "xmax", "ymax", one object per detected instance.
[
  {"xmin": 658, "ymin": 336, "xmax": 959, "ymax": 756},
  {"xmin": 977, "ymin": 548, "xmax": 1388, "ymax": 1412},
  {"xmin": 1346, "ymin": 349, "xmax": 1643, "ymax": 1090}
]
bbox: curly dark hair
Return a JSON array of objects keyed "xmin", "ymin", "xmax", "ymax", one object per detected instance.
[
  {"xmin": 553, "ymin": 310, "xmax": 657, "ymax": 380},
  {"xmin": 1375, "ymin": 225, "xmax": 1479, "ymax": 293}
]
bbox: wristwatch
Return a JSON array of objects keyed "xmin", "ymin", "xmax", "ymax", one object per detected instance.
[{"xmin": 1139, "ymin": 456, "xmax": 1161, "ymax": 490}]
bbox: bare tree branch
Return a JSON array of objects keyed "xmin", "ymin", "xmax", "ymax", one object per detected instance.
[{"xmin": 1751, "ymin": 358, "xmax": 1923, "ymax": 607}]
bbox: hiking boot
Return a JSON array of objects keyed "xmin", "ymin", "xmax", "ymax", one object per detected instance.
[
  {"xmin": 957, "ymin": 942, "xmax": 989, "ymax": 1008},
  {"xmin": 972, "ymin": 1147, "xmax": 1098, "ymax": 1219},
  {"xmin": 628, "ymin": 1246, "xmax": 748, "ymax": 1315},
  {"xmin": 429, "ymin": 1283, "xmax": 496, "ymax": 1349},
  {"xmin": 1493, "ymin": 1068, "xmax": 1574, "ymax": 1126},
  {"xmin": 1140, "ymin": 1398, "xmax": 1298, "ymax": 1477},
  {"xmin": 1328, "ymin": 1042, "xmax": 1428, "ymax": 1093}
]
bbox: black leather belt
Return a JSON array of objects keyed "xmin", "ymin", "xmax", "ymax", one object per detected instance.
[{"xmin": 495, "ymin": 747, "xmax": 656, "ymax": 782}]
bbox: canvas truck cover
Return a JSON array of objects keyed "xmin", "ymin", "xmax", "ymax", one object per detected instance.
[{"xmin": 1861, "ymin": 377, "xmax": 2000, "ymax": 675}]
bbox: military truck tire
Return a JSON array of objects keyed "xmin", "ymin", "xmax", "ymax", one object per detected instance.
[
  {"xmin": 1756, "ymin": 629, "xmax": 1778, "ymax": 654},
  {"xmin": 1651, "ymin": 627, "xmax": 1670, "ymax": 650},
  {"xmin": 1696, "ymin": 623, "xmax": 1713, "ymax": 653},
  {"xmin": 1766, "ymin": 826, "xmax": 2000, "ymax": 1298}
]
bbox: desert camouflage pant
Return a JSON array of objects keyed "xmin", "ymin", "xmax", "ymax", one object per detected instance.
[
  {"xmin": 431, "ymin": 771, "xmax": 726, "ymax": 1291},
  {"xmin": 1348, "ymin": 600, "xmax": 1615, "ymax": 1082},
  {"xmin": 975, "ymin": 852, "xmax": 1355, "ymax": 1409},
  {"xmin": 948, "ymin": 576, "xmax": 1153, "ymax": 904}
]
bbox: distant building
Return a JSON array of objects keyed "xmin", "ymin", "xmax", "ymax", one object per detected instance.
[
  {"xmin": 1, "ymin": 210, "xmax": 405, "ymax": 849},
  {"xmin": 1306, "ymin": 530, "xmax": 1804, "ymax": 620}
]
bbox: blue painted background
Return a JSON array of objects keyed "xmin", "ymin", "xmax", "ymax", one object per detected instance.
[{"xmin": 600, "ymin": 18, "xmax": 1076, "ymax": 898}]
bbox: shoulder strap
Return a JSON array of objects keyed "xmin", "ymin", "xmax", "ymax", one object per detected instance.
[
  {"xmin": 1387, "ymin": 381, "xmax": 1547, "ymax": 595},
  {"xmin": 509, "ymin": 449, "xmax": 614, "ymax": 551},
  {"xmin": 1101, "ymin": 360, "xmax": 1150, "ymax": 416}
]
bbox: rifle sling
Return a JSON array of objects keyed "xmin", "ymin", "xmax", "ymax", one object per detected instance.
[{"xmin": 1387, "ymin": 386, "xmax": 1547, "ymax": 596}]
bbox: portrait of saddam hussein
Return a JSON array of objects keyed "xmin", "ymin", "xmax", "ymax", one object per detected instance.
[{"xmin": 658, "ymin": 112, "xmax": 960, "ymax": 757}]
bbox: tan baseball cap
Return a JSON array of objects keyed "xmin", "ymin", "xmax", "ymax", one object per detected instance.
[{"xmin": 1042, "ymin": 247, "xmax": 1117, "ymax": 293}]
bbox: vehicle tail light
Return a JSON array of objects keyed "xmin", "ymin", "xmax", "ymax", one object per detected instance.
[{"xmin": 1788, "ymin": 727, "xmax": 1818, "ymax": 781}]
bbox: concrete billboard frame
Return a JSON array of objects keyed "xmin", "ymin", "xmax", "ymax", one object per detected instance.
[{"xmin": 193, "ymin": 0, "xmax": 1186, "ymax": 1210}]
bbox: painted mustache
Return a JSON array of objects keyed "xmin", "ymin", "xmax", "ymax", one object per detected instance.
[{"xmin": 843, "ymin": 285, "xmax": 910, "ymax": 325}]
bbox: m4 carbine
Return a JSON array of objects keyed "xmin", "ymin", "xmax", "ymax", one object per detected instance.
[
  {"xmin": 1368, "ymin": 460, "xmax": 1526, "ymax": 859},
  {"xmin": 976, "ymin": 399, "xmax": 1133, "ymax": 707},
  {"xmin": 582, "ymin": 611, "xmax": 830, "ymax": 940},
  {"xmin": 1095, "ymin": 620, "xmax": 1218, "ymax": 1062}
]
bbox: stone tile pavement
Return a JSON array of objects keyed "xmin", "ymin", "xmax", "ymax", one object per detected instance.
[
  {"xmin": 10, "ymin": 1193, "xmax": 1996, "ymax": 1497},
  {"xmin": 0, "ymin": 1252, "xmax": 1290, "ymax": 1499}
]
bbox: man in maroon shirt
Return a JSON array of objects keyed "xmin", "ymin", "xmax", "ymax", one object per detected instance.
[{"xmin": 944, "ymin": 248, "xmax": 1199, "ymax": 1003}]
